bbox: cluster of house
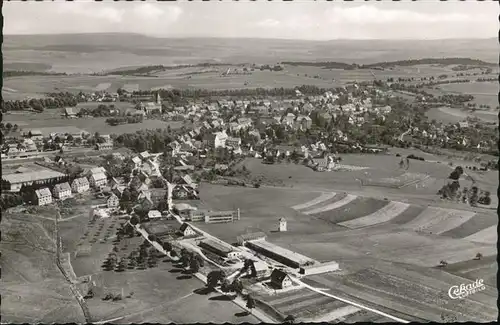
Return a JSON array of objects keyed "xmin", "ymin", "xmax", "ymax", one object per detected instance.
[
  {"xmin": 31, "ymin": 168, "xmax": 106, "ymax": 206},
  {"xmin": 2, "ymin": 126, "xmax": 116, "ymax": 157}
]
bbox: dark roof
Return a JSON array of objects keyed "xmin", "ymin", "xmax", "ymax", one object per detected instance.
[
  {"xmin": 270, "ymin": 269, "xmax": 289, "ymax": 284},
  {"xmin": 199, "ymin": 239, "xmax": 233, "ymax": 254},
  {"xmin": 179, "ymin": 223, "xmax": 191, "ymax": 232}
]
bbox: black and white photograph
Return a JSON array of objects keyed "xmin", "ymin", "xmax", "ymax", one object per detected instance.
[{"xmin": 1, "ymin": 0, "xmax": 498, "ymax": 323}]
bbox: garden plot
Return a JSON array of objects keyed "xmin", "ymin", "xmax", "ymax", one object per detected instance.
[
  {"xmin": 302, "ymin": 194, "xmax": 358, "ymax": 215},
  {"xmin": 402, "ymin": 207, "xmax": 476, "ymax": 235},
  {"xmin": 291, "ymin": 192, "xmax": 337, "ymax": 211},
  {"xmin": 339, "ymin": 201, "xmax": 410, "ymax": 229}
]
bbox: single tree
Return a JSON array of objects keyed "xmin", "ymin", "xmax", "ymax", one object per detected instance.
[{"xmin": 246, "ymin": 294, "xmax": 255, "ymax": 313}]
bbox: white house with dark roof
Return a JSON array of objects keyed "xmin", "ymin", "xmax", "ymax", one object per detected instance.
[
  {"xmin": 35, "ymin": 188, "xmax": 53, "ymax": 206},
  {"xmin": 89, "ymin": 173, "xmax": 107, "ymax": 188},
  {"xmin": 53, "ymin": 182, "xmax": 72, "ymax": 200},
  {"xmin": 107, "ymin": 193, "xmax": 119, "ymax": 208},
  {"xmin": 270, "ymin": 269, "xmax": 293, "ymax": 289},
  {"xmin": 71, "ymin": 177, "xmax": 90, "ymax": 193}
]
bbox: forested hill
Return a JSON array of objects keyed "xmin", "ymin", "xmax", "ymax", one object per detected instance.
[{"xmin": 282, "ymin": 58, "xmax": 496, "ymax": 69}]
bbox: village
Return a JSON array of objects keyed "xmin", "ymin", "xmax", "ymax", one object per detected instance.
[{"xmin": 1, "ymin": 80, "xmax": 497, "ymax": 323}]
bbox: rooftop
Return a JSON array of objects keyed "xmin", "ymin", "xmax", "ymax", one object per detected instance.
[
  {"xmin": 3, "ymin": 169, "xmax": 66, "ymax": 184},
  {"xmin": 248, "ymin": 240, "xmax": 313, "ymax": 266},
  {"xmin": 200, "ymin": 239, "xmax": 233, "ymax": 254}
]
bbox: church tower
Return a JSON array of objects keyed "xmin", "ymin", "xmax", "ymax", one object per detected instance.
[{"xmin": 155, "ymin": 92, "xmax": 162, "ymax": 105}]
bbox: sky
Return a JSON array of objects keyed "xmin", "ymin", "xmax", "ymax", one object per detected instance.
[{"xmin": 3, "ymin": 1, "xmax": 498, "ymax": 40}]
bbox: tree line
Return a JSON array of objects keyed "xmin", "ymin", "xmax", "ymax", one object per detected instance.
[
  {"xmin": 281, "ymin": 58, "xmax": 494, "ymax": 70},
  {"xmin": 2, "ymin": 92, "xmax": 81, "ymax": 112},
  {"xmin": 106, "ymin": 115, "xmax": 144, "ymax": 126},
  {"xmin": 4, "ymin": 70, "xmax": 68, "ymax": 78}
]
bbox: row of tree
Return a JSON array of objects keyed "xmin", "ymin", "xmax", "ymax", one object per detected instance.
[
  {"xmin": 106, "ymin": 115, "xmax": 144, "ymax": 126},
  {"xmin": 2, "ymin": 92, "xmax": 81, "ymax": 112}
]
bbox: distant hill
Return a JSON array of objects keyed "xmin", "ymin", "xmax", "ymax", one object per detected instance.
[{"xmin": 3, "ymin": 34, "xmax": 498, "ymax": 73}]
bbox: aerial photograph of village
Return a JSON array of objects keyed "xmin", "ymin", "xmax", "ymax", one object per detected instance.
[{"xmin": 1, "ymin": 1, "xmax": 498, "ymax": 324}]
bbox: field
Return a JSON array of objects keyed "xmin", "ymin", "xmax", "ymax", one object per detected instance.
[
  {"xmin": 0, "ymin": 209, "xmax": 86, "ymax": 323},
  {"xmin": 192, "ymin": 148, "xmax": 496, "ymax": 322},
  {"xmin": 435, "ymin": 81, "xmax": 498, "ymax": 108},
  {"xmin": 3, "ymin": 109, "xmax": 181, "ymax": 135},
  {"xmin": 255, "ymin": 287, "xmax": 395, "ymax": 322},
  {"xmin": 5, "ymin": 64, "xmax": 498, "ymax": 102}
]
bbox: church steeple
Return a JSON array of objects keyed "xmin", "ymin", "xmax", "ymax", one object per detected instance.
[{"xmin": 155, "ymin": 92, "xmax": 162, "ymax": 105}]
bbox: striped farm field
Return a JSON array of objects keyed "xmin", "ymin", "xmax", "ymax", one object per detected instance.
[
  {"xmin": 302, "ymin": 194, "xmax": 358, "ymax": 215},
  {"xmin": 462, "ymin": 225, "xmax": 497, "ymax": 244},
  {"xmin": 402, "ymin": 207, "xmax": 476, "ymax": 235},
  {"xmin": 311, "ymin": 197, "xmax": 389, "ymax": 224},
  {"xmin": 291, "ymin": 192, "xmax": 337, "ymax": 211},
  {"xmin": 339, "ymin": 201, "xmax": 410, "ymax": 229},
  {"xmin": 439, "ymin": 213, "xmax": 498, "ymax": 239},
  {"xmin": 258, "ymin": 288, "xmax": 375, "ymax": 322},
  {"xmin": 384, "ymin": 205, "xmax": 426, "ymax": 225}
]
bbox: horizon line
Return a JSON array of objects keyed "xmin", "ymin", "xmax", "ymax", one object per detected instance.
[{"xmin": 3, "ymin": 32, "xmax": 496, "ymax": 42}]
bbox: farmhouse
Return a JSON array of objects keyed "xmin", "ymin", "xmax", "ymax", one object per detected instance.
[
  {"xmin": 64, "ymin": 107, "xmax": 77, "ymax": 118},
  {"xmin": 53, "ymin": 182, "xmax": 72, "ymax": 200},
  {"xmin": 137, "ymin": 196, "xmax": 155, "ymax": 212},
  {"xmin": 179, "ymin": 223, "xmax": 197, "ymax": 237},
  {"xmin": 71, "ymin": 177, "xmax": 90, "ymax": 193},
  {"xmin": 28, "ymin": 130, "xmax": 44, "ymax": 141},
  {"xmin": 35, "ymin": 188, "xmax": 53, "ymax": 206},
  {"xmin": 96, "ymin": 142, "xmax": 113, "ymax": 151},
  {"xmin": 148, "ymin": 210, "xmax": 162, "ymax": 219},
  {"xmin": 198, "ymin": 239, "xmax": 241, "ymax": 259},
  {"xmin": 1, "ymin": 169, "xmax": 67, "ymax": 192},
  {"xmin": 107, "ymin": 193, "xmax": 119, "ymax": 208},
  {"xmin": 270, "ymin": 269, "xmax": 293, "ymax": 289},
  {"xmin": 174, "ymin": 203, "xmax": 197, "ymax": 219},
  {"xmin": 172, "ymin": 185, "xmax": 197, "ymax": 199},
  {"xmin": 204, "ymin": 131, "xmax": 228, "ymax": 148},
  {"xmin": 180, "ymin": 175, "xmax": 197, "ymax": 189},
  {"xmin": 225, "ymin": 137, "xmax": 242, "ymax": 150},
  {"xmin": 245, "ymin": 240, "xmax": 313, "ymax": 269},
  {"xmin": 89, "ymin": 173, "xmax": 107, "ymax": 188}
]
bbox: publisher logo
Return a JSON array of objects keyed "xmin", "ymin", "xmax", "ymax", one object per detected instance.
[{"xmin": 448, "ymin": 279, "xmax": 486, "ymax": 299}]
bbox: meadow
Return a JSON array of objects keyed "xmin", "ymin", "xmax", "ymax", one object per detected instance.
[
  {"xmin": 3, "ymin": 108, "xmax": 181, "ymax": 135},
  {"xmin": 6, "ymin": 64, "xmax": 494, "ymax": 101},
  {"xmin": 425, "ymin": 105, "xmax": 498, "ymax": 124}
]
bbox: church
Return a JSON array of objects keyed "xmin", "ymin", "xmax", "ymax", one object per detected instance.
[{"xmin": 138, "ymin": 92, "xmax": 163, "ymax": 115}]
